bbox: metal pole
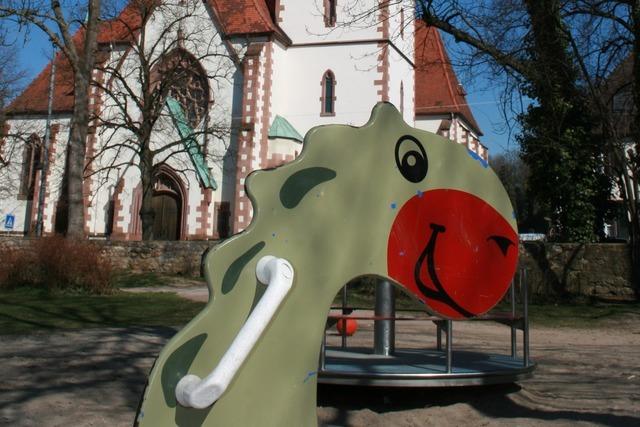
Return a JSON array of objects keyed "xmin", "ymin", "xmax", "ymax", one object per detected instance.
[
  {"xmin": 341, "ymin": 285, "xmax": 347, "ymax": 349},
  {"xmin": 510, "ymin": 276, "xmax": 517, "ymax": 358},
  {"xmin": 446, "ymin": 320, "xmax": 453, "ymax": 373},
  {"xmin": 522, "ymin": 269, "xmax": 530, "ymax": 367},
  {"xmin": 374, "ymin": 279, "xmax": 395, "ymax": 356},
  {"xmin": 35, "ymin": 45, "xmax": 56, "ymax": 237}
]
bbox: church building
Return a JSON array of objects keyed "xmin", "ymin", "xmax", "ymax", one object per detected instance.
[{"xmin": 0, "ymin": 0, "xmax": 484, "ymax": 240}]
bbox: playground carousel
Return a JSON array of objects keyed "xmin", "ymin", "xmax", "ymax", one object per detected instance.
[{"xmin": 319, "ymin": 271, "xmax": 535, "ymax": 387}]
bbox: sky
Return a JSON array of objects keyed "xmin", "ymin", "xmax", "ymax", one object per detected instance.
[
  {"xmin": 12, "ymin": 19, "xmax": 521, "ymax": 157},
  {"xmin": 464, "ymin": 88, "xmax": 521, "ymax": 155}
]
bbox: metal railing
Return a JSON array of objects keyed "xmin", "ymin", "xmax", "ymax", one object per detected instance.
[{"xmin": 320, "ymin": 268, "xmax": 531, "ymax": 374}]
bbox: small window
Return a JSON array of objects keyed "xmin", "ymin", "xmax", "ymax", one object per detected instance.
[
  {"xmin": 321, "ymin": 70, "xmax": 336, "ymax": 116},
  {"xmin": 612, "ymin": 85, "xmax": 632, "ymax": 113},
  {"xmin": 324, "ymin": 0, "xmax": 337, "ymax": 27},
  {"xmin": 400, "ymin": 81, "xmax": 404, "ymax": 115},
  {"xmin": 400, "ymin": 7, "xmax": 405, "ymax": 39}
]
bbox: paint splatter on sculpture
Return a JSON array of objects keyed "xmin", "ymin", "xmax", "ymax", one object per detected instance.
[{"xmin": 135, "ymin": 103, "xmax": 518, "ymax": 426}]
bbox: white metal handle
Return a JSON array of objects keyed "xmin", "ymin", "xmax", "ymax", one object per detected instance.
[{"xmin": 175, "ymin": 256, "xmax": 294, "ymax": 409}]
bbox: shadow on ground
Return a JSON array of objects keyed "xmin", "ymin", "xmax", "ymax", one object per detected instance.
[
  {"xmin": 0, "ymin": 327, "xmax": 176, "ymax": 426},
  {"xmin": 1, "ymin": 323, "xmax": 639, "ymax": 427},
  {"xmin": 318, "ymin": 383, "xmax": 640, "ymax": 427}
]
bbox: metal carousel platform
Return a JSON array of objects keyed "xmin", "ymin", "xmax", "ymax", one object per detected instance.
[
  {"xmin": 317, "ymin": 271, "xmax": 535, "ymax": 387},
  {"xmin": 319, "ymin": 347, "xmax": 535, "ymax": 387}
]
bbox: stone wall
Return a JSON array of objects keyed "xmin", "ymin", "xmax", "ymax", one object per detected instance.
[
  {"xmin": 0, "ymin": 237, "xmax": 217, "ymax": 277},
  {"xmin": 1, "ymin": 237, "xmax": 635, "ymax": 300},
  {"xmin": 99, "ymin": 240, "xmax": 216, "ymax": 276},
  {"xmin": 519, "ymin": 242, "xmax": 635, "ymax": 301}
]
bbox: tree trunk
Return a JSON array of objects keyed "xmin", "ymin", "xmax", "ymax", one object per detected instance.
[
  {"xmin": 631, "ymin": 217, "xmax": 640, "ymax": 297},
  {"xmin": 630, "ymin": 0, "xmax": 640, "ymax": 292},
  {"xmin": 139, "ymin": 143, "xmax": 155, "ymax": 241},
  {"xmin": 65, "ymin": 72, "xmax": 90, "ymax": 238}
]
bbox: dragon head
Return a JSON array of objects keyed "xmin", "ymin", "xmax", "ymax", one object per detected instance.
[{"xmin": 245, "ymin": 102, "xmax": 518, "ymax": 319}]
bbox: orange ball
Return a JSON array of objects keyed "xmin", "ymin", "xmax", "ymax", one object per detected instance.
[{"xmin": 336, "ymin": 318, "xmax": 358, "ymax": 336}]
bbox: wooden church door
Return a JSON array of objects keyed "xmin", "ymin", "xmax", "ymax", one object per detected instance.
[
  {"xmin": 152, "ymin": 193, "xmax": 179, "ymax": 240},
  {"xmin": 151, "ymin": 172, "xmax": 183, "ymax": 240}
]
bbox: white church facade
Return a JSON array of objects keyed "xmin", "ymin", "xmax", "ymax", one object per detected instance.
[{"xmin": 0, "ymin": 0, "xmax": 485, "ymax": 240}]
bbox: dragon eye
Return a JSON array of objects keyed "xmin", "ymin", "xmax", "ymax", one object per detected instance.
[
  {"xmin": 487, "ymin": 235, "xmax": 515, "ymax": 256},
  {"xmin": 395, "ymin": 135, "xmax": 428, "ymax": 183}
]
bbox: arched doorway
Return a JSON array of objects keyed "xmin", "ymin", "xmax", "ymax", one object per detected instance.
[{"xmin": 151, "ymin": 167, "xmax": 186, "ymax": 240}]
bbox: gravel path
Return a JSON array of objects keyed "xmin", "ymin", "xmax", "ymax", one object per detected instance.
[{"xmin": 1, "ymin": 309, "xmax": 639, "ymax": 426}]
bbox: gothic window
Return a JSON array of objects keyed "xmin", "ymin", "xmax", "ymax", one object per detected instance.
[
  {"xmin": 324, "ymin": 0, "xmax": 337, "ymax": 27},
  {"xmin": 0, "ymin": 124, "xmax": 7, "ymax": 166},
  {"xmin": 216, "ymin": 201, "xmax": 231, "ymax": 239},
  {"xmin": 19, "ymin": 134, "xmax": 42, "ymax": 199},
  {"xmin": 321, "ymin": 70, "xmax": 336, "ymax": 116},
  {"xmin": 160, "ymin": 50, "xmax": 210, "ymax": 128},
  {"xmin": 612, "ymin": 85, "xmax": 632, "ymax": 113}
]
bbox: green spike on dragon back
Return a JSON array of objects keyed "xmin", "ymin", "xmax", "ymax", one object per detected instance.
[{"xmin": 135, "ymin": 103, "xmax": 518, "ymax": 427}]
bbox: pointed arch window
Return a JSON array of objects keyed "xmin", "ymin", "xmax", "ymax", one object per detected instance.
[
  {"xmin": 321, "ymin": 70, "xmax": 336, "ymax": 116},
  {"xmin": 155, "ymin": 49, "xmax": 210, "ymax": 128},
  {"xmin": 19, "ymin": 134, "xmax": 43, "ymax": 199}
]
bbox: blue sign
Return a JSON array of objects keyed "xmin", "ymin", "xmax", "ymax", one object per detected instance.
[{"xmin": 4, "ymin": 214, "xmax": 14, "ymax": 230}]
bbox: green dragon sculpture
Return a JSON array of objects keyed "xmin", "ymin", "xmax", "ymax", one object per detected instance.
[{"xmin": 135, "ymin": 103, "xmax": 518, "ymax": 426}]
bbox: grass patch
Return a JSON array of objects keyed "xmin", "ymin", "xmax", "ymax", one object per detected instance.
[
  {"xmin": 525, "ymin": 301, "xmax": 640, "ymax": 328},
  {"xmin": 2, "ymin": 286, "xmax": 638, "ymax": 335},
  {"xmin": 112, "ymin": 272, "xmax": 205, "ymax": 288},
  {"xmin": 112, "ymin": 272, "xmax": 171, "ymax": 288},
  {"xmin": 0, "ymin": 287, "xmax": 205, "ymax": 335},
  {"xmin": 333, "ymin": 285, "xmax": 640, "ymax": 328}
]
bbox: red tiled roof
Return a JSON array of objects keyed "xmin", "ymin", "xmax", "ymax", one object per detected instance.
[
  {"xmin": 6, "ymin": 45, "xmax": 77, "ymax": 115},
  {"xmin": 414, "ymin": 22, "xmax": 482, "ymax": 135},
  {"xmin": 6, "ymin": 0, "xmax": 285, "ymax": 115},
  {"xmin": 5, "ymin": 2, "xmax": 143, "ymax": 115},
  {"xmin": 97, "ymin": 1, "xmax": 143, "ymax": 43},
  {"xmin": 207, "ymin": 0, "xmax": 288, "ymax": 40}
]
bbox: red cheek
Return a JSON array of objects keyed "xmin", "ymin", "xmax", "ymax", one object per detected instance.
[{"xmin": 387, "ymin": 189, "xmax": 518, "ymax": 319}]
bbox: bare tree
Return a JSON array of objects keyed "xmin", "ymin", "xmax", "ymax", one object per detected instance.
[
  {"xmin": 0, "ymin": 121, "xmax": 37, "ymax": 201},
  {"xmin": 0, "ymin": 30, "xmax": 24, "ymax": 117},
  {"xmin": 563, "ymin": 0, "xmax": 640, "ymax": 292},
  {"xmin": 415, "ymin": 0, "xmax": 639, "ymax": 289},
  {"xmin": 0, "ymin": 25, "xmax": 28, "ymax": 200},
  {"xmin": 339, "ymin": 1, "xmax": 640, "ymax": 281},
  {"xmin": 87, "ymin": 0, "xmax": 236, "ymax": 239},
  {"xmin": 0, "ymin": 0, "xmax": 103, "ymax": 238},
  {"xmin": 491, "ymin": 150, "xmax": 547, "ymax": 232}
]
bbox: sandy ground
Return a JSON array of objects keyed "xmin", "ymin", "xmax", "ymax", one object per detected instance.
[
  {"xmin": 1, "ymin": 286, "xmax": 639, "ymax": 427},
  {"xmin": 318, "ymin": 317, "xmax": 640, "ymax": 427}
]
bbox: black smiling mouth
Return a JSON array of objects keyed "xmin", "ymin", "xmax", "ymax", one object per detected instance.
[
  {"xmin": 414, "ymin": 225, "xmax": 515, "ymax": 318},
  {"xmin": 413, "ymin": 223, "xmax": 475, "ymax": 318}
]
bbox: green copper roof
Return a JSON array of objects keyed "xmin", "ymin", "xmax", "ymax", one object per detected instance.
[
  {"xmin": 165, "ymin": 97, "xmax": 217, "ymax": 190},
  {"xmin": 268, "ymin": 115, "xmax": 304, "ymax": 143}
]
